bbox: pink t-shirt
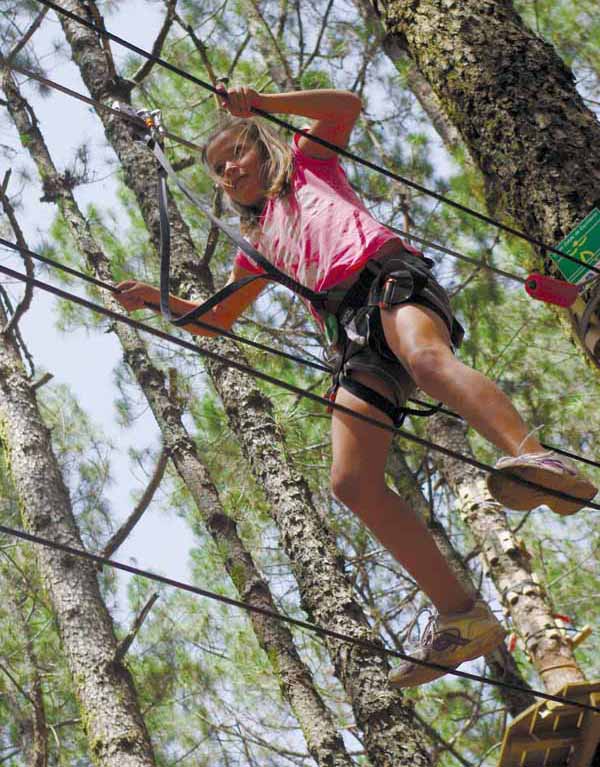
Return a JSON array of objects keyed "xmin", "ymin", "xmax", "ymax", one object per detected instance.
[{"xmin": 234, "ymin": 134, "xmax": 420, "ymax": 291}]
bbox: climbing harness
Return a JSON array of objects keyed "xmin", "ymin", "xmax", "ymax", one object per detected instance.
[
  {"xmin": 112, "ymin": 102, "xmax": 446, "ymax": 426},
  {"xmin": 1, "ymin": 258, "xmax": 599, "ymax": 506},
  {"xmin": 324, "ymin": 253, "xmax": 462, "ymax": 425},
  {"xmin": 3, "ymin": 236, "xmax": 598, "ymax": 471}
]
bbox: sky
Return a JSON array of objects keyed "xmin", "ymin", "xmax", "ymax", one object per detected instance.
[{"xmin": 1, "ymin": 0, "xmax": 196, "ymax": 619}]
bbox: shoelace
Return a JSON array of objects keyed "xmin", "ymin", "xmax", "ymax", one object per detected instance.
[{"xmin": 417, "ymin": 613, "xmax": 440, "ymax": 649}]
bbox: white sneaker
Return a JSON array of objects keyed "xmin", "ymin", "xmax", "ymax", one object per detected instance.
[
  {"xmin": 487, "ymin": 451, "xmax": 597, "ymax": 516},
  {"xmin": 388, "ymin": 600, "xmax": 505, "ymax": 689}
]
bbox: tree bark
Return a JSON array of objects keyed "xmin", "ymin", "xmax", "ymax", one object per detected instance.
[
  {"xmin": 54, "ymin": 2, "xmax": 434, "ymax": 763},
  {"xmin": 427, "ymin": 414, "xmax": 586, "ymax": 694},
  {"xmin": 2, "ymin": 68, "xmax": 354, "ymax": 767},
  {"xmin": 355, "ymin": 0, "xmax": 468, "ymax": 157},
  {"xmin": 0, "ymin": 317, "xmax": 156, "ymax": 766},
  {"xmin": 371, "ymin": 0, "xmax": 600, "ymax": 367}
]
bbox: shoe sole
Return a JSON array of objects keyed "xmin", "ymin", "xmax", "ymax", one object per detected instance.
[
  {"xmin": 488, "ymin": 466, "xmax": 597, "ymax": 516},
  {"xmin": 389, "ymin": 624, "xmax": 506, "ymax": 689}
]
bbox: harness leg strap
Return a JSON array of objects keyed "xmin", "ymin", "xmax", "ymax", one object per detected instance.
[{"xmin": 337, "ymin": 374, "xmax": 406, "ymax": 427}]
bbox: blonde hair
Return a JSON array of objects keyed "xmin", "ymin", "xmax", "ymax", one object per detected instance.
[{"xmin": 202, "ymin": 116, "xmax": 293, "ymax": 237}]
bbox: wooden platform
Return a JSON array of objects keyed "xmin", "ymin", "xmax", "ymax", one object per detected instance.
[{"xmin": 498, "ymin": 680, "xmax": 600, "ymax": 767}]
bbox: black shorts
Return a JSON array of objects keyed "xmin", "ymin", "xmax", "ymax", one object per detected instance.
[{"xmin": 326, "ymin": 250, "xmax": 464, "ymax": 417}]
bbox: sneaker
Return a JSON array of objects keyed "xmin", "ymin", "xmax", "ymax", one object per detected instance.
[
  {"xmin": 388, "ymin": 600, "xmax": 505, "ymax": 689},
  {"xmin": 487, "ymin": 451, "xmax": 597, "ymax": 516}
]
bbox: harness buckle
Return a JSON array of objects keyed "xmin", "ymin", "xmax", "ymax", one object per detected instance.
[
  {"xmin": 378, "ymin": 277, "xmax": 396, "ymax": 310},
  {"xmin": 326, "ymin": 384, "xmax": 338, "ymax": 414}
]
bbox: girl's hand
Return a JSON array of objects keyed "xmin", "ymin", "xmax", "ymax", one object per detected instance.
[
  {"xmin": 216, "ymin": 84, "xmax": 260, "ymax": 118},
  {"xmin": 115, "ymin": 280, "xmax": 159, "ymax": 312}
]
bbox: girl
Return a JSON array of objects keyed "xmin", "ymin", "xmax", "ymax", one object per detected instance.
[{"xmin": 117, "ymin": 87, "xmax": 596, "ymax": 688}]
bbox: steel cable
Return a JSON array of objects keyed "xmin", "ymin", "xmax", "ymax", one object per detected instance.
[
  {"xmin": 0, "ymin": 518, "xmax": 598, "ymax": 713},
  {"xmin": 0, "ymin": 254, "xmax": 598, "ymax": 511}
]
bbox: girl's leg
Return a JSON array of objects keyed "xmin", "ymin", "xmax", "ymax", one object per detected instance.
[
  {"xmin": 379, "ymin": 304, "xmax": 542, "ymax": 456},
  {"xmin": 331, "ymin": 375, "xmax": 474, "ymax": 615},
  {"xmin": 380, "ymin": 303, "xmax": 596, "ymax": 515},
  {"xmin": 331, "ymin": 376, "xmax": 505, "ymax": 687}
]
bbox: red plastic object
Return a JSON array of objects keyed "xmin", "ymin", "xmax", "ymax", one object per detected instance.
[
  {"xmin": 507, "ymin": 633, "xmax": 517, "ymax": 653},
  {"xmin": 552, "ymin": 613, "xmax": 572, "ymax": 624},
  {"xmin": 525, "ymin": 273, "xmax": 580, "ymax": 308}
]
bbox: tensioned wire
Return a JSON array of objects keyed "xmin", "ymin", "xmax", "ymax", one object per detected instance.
[
  {"xmin": 1, "ymin": 255, "xmax": 599, "ymax": 512},
  {"xmin": 2, "ymin": 236, "xmax": 599, "ymax": 471},
  {"xmin": 2, "ymin": 517, "xmax": 599, "ymax": 714},
  {"xmin": 30, "ymin": 0, "xmax": 600, "ymax": 276},
  {"xmin": 3, "ymin": 23, "xmax": 599, "ymax": 467}
]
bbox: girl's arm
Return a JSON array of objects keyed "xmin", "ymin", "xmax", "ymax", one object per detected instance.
[
  {"xmin": 115, "ymin": 266, "xmax": 268, "ymax": 337},
  {"xmin": 219, "ymin": 87, "xmax": 362, "ymax": 160}
]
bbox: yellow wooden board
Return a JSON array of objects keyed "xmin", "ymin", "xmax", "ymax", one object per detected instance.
[{"xmin": 498, "ymin": 681, "xmax": 600, "ymax": 767}]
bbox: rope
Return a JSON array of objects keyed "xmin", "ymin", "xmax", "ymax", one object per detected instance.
[
  {"xmin": 1, "ymin": 519, "xmax": 598, "ymax": 713},
  {"xmin": 32, "ymin": 0, "xmax": 600, "ymax": 277},
  {"xmin": 2, "ymin": 237, "xmax": 598, "ymax": 470},
  {"xmin": 0, "ymin": 253, "xmax": 598, "ymax": 512}
]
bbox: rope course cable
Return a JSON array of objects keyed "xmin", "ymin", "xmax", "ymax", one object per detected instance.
[
  {"xmin": 2, "ymin": 236, "xmax": 598, "ymax": 470},
  {"xmin": 0, "ymin": 57, "xmax": 202, "ymax": 154},
  {"xmin": 30, "ymin": 0, "xmax": 600, "ymax": 276},
  {"xmin": 0, "ymin": 251, "xmax": 598, "ymax": 511},
  {"xmin": 0, "ymin": 517, "xmax": 599, "ymax": 714}
]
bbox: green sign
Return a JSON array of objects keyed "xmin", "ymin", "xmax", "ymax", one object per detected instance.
[{"xmin": 551, "ymin": 208, "xmax": 600, "ymax": 284}]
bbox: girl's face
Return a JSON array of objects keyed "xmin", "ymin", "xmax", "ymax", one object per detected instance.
[{"xmin": 206, "ymin": 128, "xmax": 266, "ymax": 207}]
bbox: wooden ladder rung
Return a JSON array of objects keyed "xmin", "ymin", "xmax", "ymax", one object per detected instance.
[{"xmin": 509, "ymin": 731, "xmax": 580, "ymax": 753}]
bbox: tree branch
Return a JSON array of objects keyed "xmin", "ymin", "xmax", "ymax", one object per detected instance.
[
  {"xmin": 200, "ymin": 187, "xmax": 223, "ymax": 268},
  {"xmin": 0, "ymin": 661, "xmax": 34, "ymax": 706},
  {"xmin": 227, "ymin": 33, "xmax": 252, "ymax": 80},
  {"xmin": 99, "ymin": 446, "xmax": 170, "ymax": 561},
  {"xmin": 174, "ymin": 11, "xmax": 221, "ymax": 106},
  {"xmin": 85, "ymin": 2, "xmax": 119, "ymax": 83},
  {"xmin": 114, "ymin": 592, "xmax": 159, "ymax": 662},
  {"xmin": 0, "ymin": 170, "xmax": 35, "ymax": 336},
  {"xmin": 131, "ymin": 0, "xmax": 178, "ymax": 84},
  {"xmin": 7, "ymin": 8, "xmax": 49, "ymax": 62},
  {"xmin": 246, "ymin": 0, "xmax": 297, "ymax": 89},
  {"xmin": 299, "ymin": 0, "xmax": 334, "ymax": 75}
]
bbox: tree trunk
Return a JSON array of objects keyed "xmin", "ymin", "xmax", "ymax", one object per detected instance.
[
  {"xmin": 2, "ymin": 68, "xmax": 354, "ymax": 767},
  {"xmin": 0, "ymin": 315, "xmax": 156, "ymax": 766},
  {"xmin": 355, "ymin": 0, "xmax": 468, "ymax": 157},
  {"xmin": 371, "ymin": 0, "xmax": 600, "ymax": 367},
  {"xmin": 427, "ymin": 414, "xmax": 586, "ymax": 694}
]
